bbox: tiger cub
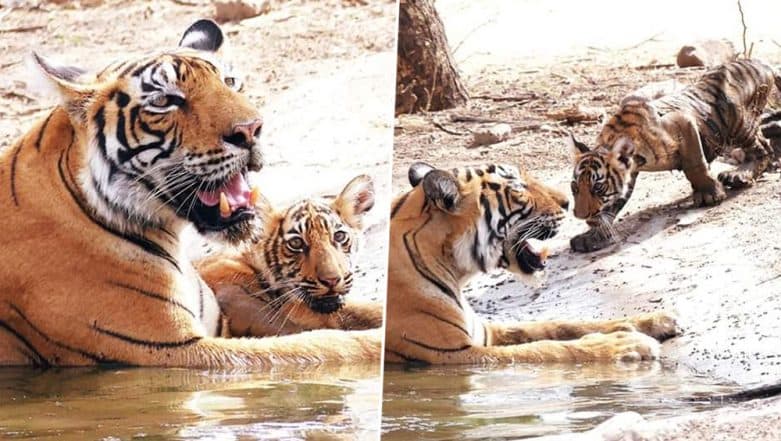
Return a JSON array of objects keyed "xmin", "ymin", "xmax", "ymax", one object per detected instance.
[
  {"xmin": 570, "ymin": 59, "xmax": 780, "ymax": 252},
  {"xmin": 197, "ymin": 175, "xmax": 384, "ymax": 337}
]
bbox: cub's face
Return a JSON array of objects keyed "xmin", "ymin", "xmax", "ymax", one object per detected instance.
[
  {"xmin": 400, "ymin": 162, "xmax": 568, "ymax": 277},
  {"xmin": 252, "ymin": 175, "xmax": 375, "ymax": 314},
  {"xmin": 32, "ymin": 19, "xmax": 263, "ymax": 243}
]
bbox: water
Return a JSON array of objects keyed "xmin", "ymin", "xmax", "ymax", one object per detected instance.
[
  {"xmin": 381, "ymin": 362, "xmax": 740, "ymax": 440},
  {"xmin": 0, "ymin": 365, "xmax": 381, "ymax": 440}
]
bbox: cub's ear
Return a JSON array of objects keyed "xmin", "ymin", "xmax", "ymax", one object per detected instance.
[
  {"xmin": 610, "ymin": 137, "xmax": 636, "ymax": 168},
  {"xmin": 567, "ymin": 132, "xmax": 590, "ymax": 156},
  {"xmin": 408, "ymin": 161, "xmax": 436, "ymax": 187},
  {"xmin": 179, "ymin": 19, "xmax": 224, "ymax": 52},
  {"xmin": 421, "ymin": 169, "xmax": 461, "ymax": 214},
  {"xmin": 335, "ymin": 174, "xmax": 375, "ymax": 229},
  {"xmin": 28, "ymin": 52, "xmax": 93, "ymax": 124}
]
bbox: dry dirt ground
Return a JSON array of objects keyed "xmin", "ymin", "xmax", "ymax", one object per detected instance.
[
  {"xmin": 0, "ymin": 0, "xmax": 396, "ymax": 302},
  {"xmin": 393, "ymin": 0, "xmax": 781, "ymax": 388}
]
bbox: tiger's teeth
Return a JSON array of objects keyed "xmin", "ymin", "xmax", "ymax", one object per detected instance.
[
  {"xmin": 250, "ymin": 186, "xmax": 260, "ymax": 206},
  {"xmin": 219, "ymin": 192, "xmax": 231, "ymax": 218}
]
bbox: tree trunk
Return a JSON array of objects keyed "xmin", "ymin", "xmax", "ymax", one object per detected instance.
[{"xmin": 395, "ymin": 0, "xmax": 468, "ymax": 115}]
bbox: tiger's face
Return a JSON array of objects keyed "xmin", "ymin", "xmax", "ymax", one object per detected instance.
[
  {"xmin": 402, "ymin": 162, "xmax": 568, "ymax": 278},
  {"xmin": 31, "ymin": 20, "xmax": 262, "ymax": 243},
  {"xmin": 250, "ymin": 175, "xmax": 375, "ymax": 314},
  {"xmin": 569, "ymin": 134, "xmax": 638, "ymax": 221}
]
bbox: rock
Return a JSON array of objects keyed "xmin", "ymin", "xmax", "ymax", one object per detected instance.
[
  {"xmin": 471, "ymin": 123, "xmax": 512, "ymax": 147},
  {"xmin": 213, "ymin": 0, "xmax": 271, "ymax": 23},
  {"xmin": 676, "ymin": 40, "xmax": 737, "ymax": 68}
]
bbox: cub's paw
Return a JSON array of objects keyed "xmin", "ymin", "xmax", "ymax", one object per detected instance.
[
  {"xmin": 578, "ymin": 331, "xmax": 660, "ymax": 362},
  {"xmin": 691, "ymin": 181, "xmax": 726, "ymax": 207},
  {"xmin": 570, "ymin": 228, "xmax": 614, "ymax": 253},
  {"xmin": 628, "ymin": 312, "xmax": 682, "ymax": 342},
  {"xmin": 717, "ymin": 169, "xmax": 754, "ymax": 190}
]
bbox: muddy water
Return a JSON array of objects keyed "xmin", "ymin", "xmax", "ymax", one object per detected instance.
[
  {"xmin": 381, "ymin": 363, "xmax": 740, "ymax": 440},
  {"xmin": 0, "ymin": 365, "xmax": 381, "ymax": 440}
]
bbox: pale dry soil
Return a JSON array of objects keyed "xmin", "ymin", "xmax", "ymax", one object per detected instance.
[{"xmin": 392, "ymin": 0, "xmax": 781, "ymax": 436}]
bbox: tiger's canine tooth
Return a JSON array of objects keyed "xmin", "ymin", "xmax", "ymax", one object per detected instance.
[
  {"xmin": 250, "ymin": 186, "xmax": 260, "ymax": 206},
  {"xmin": 219, "ymin": 192, "xmax": 231, "ymax": 218}
]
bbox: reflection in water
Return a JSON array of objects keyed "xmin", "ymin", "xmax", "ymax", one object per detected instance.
[
  {"xmin": 382, "ymin": 362, "xmax": 739, "ymax": 440},
  {"xmin": 0, "ymin": 364, "xmax": 381, "ymax": 440}
]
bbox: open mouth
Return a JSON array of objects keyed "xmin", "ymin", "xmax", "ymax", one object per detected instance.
[
  {"xmin": 302, "ymin": 293, "xmax": 345, "ymax": 314},
  {"xmin": 515, "ymin": 240, "xmax": 549, "ymax": 274},
  {"xmin": 186, "ymin": 171, "xmax": 261, "ymax": 232}
]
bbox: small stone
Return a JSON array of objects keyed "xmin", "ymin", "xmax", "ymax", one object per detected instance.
[
  {"xmin": 676, "ymin": 40, "xmax": 737, "ymax": 68},
  {"xmin": 213, "ymin": 0, "xmax": 271, "ymax": 23},
  {"xmin": 471, "ymin": 123, "xmax": 512, "ymax": 147}
]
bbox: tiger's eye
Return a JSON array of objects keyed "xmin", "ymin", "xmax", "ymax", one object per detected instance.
[
  {"xmin": 286, "ymin": 237, "xmax": 305, "ymax": 251},
  {"xmin": 334, "ymin": 231, "xmax": 348, "ymax": 243},
  {"xmin": 149, "ymin": 95, "xmax": 169, "ymax": 107}
]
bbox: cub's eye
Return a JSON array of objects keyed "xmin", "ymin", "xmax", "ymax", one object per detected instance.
[
  {"xmin": 334, "ymin": 231, "xmax": 348, "ymax": 243},
  {"xmin": 224, "ymin": 76, "xmax": 242, "ymax": 91},
  {"xmin": 286, "ymin": 237, "xmax": 305, "ymax": 252}
]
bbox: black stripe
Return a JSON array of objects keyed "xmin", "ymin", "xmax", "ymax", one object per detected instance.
[
  {"xmin": 9, "ymin": 141, "xmax": 23, "ymax": 206},
  {"xmin": 58, "ymin": 148, "xmax": 181, "ymax": 272},
  {"xmin": 8, "ymin": 303, "xmax": 122, "ymax": 364},
  {"xmin": 107, "ymin": 281, "xmax": 196, "ymax": 319},
  {"xmin": 0, "ymin": 320, "xmax": 50, "ymax": 368},
  {"xmin": 402, "ymin": 335, "xmax": 471, "ymax": 353},
  {"xmin": 402, "ymin": 215, "xmax": 462, "ymax": 308},
  {"xmin": 34, "ymin": 112, "xmax": 54, "ymax": 151},
  {"xmin": 93, "ymin": 325, "xmax": 202, "ymax": 349},
  {"xmin": 418, "ymin": 310, "xmax": 470, "ymax": 337},
  {"xmin": 390, "ymin": 193, "xmax": 410, "ymax": 219}
]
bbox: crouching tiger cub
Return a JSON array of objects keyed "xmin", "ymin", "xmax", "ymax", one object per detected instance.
[
  {"xmin": 197, "ymin": 175, "xmax": 384, "ymax": 337},
  {"xmin": 570, "ymin": 59, "xmax": 780, "ymax": 252},
  {"xmin": 385, "ymin": 162, "xmax": 680, "ymax": 365},
  {"xmin": 0, "ymin": 19, "xmax": 379, "ymax": 368}
]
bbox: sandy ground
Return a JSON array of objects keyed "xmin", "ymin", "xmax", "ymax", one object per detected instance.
[
  {"xmin": 393, "ymin": 0, "xmax": 781, "ymax": 388},
  {"xmin": 0, "ymin": 0, "xmax": 396, "ymax": 301}
]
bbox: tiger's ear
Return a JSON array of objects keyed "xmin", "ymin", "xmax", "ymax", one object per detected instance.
[
  {"xmin": 610, "ymin": 137, "xmax": 636, "ymax": 168},
  {"xmin": 421, "ymin": 169, "xmax": 461, "ymax": 214},
  {"xmin": 28, "ymin": 52, "xmax": 93, "ymax": 124},
  {"xmin": 567, "ymin": 133, "xmax": 590, "ymax": 157},
  {"xmin": 408, "ymin": 162, "xmax": 436, "ymax": 187},
  {"xmin": 335, "ymin": 174, "xmax": 375, "ymax": 229},
  {"xmin": 179, "ymin": 19, "xmax": 224, "ymax": 52}
]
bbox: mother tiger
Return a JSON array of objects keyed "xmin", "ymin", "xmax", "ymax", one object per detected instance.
[
  {"xmin": 385, "ymin": 162, "xmax": 680, "ymax": 364},
  {"xmin": 0, "ymin": 20, "xmax": 379, "ymax": 367}
]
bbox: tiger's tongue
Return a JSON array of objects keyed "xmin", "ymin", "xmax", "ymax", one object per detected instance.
[{"xmin": 196, "ymin": 173, "xmax": 251, "ymax": 209}]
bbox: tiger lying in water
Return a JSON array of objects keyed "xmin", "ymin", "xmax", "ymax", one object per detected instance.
[
  {"xmin": 384, "ymin": 162, "xmax": 680, "ymax": 365},
  {"xmin": 570, "ymin": 59, "xmax": 781, "ymax": 252},
  {"xmin": 0, "ymin": 19, "xmax": 379, "ymax": 367},
  {"xmin": 197, "ymin": 175, "xmax": 384, "ymax": 337}
]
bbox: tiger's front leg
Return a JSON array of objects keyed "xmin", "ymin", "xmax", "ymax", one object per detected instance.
[
  {"xmin": 333, "ymin": 300, "xmax": 384, "ymax": 331},
  {"xmin": 484, "ymin": 311, "xmax": 681, "ymax": 346},
  {"xmin": 570, "ymin": 171, "xmax": 638, "ymax": 253}
]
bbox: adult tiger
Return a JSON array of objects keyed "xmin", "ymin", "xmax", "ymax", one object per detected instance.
[
  {"xmin": 570, "ymin": 59, "xmax": 780, "ymax": 252},
  {"xmin": 385, "ymin": 162, "xmax": 680, "ymax": 365},
  {"xmin": 0, "ymin": 19, "xmax": 379, "ymax": 367},
  {"xmin": 197, "ymin": 175, "xmax": 384, "ymax": 337}
]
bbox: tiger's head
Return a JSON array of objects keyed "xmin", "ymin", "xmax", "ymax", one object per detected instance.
[
  {"xmin": 247, "ymin": 175, "xmax": 375, "ymax": 314},
  {"xmin": 569, "ymin": 133, "xmax": 644, "ymax": 222},
  {"xmin": 30, "ymin": 19, "xmax": 262, "ymax": 243},
  {"xmin": 393, "ymin": 162, "xmax": 567, "ymax": 281}
]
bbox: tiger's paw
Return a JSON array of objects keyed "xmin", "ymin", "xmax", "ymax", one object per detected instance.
[
  {"xmin": 717, "ymin": 169, "xmax": 754, "ymax": 190},
  {"xmin": 627, "ymin": 312, "xmax": 682, "ymax": 342},
  {"xmin": 691, "ymin": 181, "xmax": 726, "ymax": 207},
  {"xmin": 578, "ymin": 331, "xmax": 660, "ymax": 362},
  {"xmin": 570, "ymin": 228, "xmax": 614, "ymax": 253}
]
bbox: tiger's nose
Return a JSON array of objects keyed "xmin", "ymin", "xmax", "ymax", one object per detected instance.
[
  {"xmin": 223, "ymin": 118, "xmax": 263, "ymax": 149},
  {"xmin": 319, "ymin": 277, "xmax": 341, "ymax": 289}
]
